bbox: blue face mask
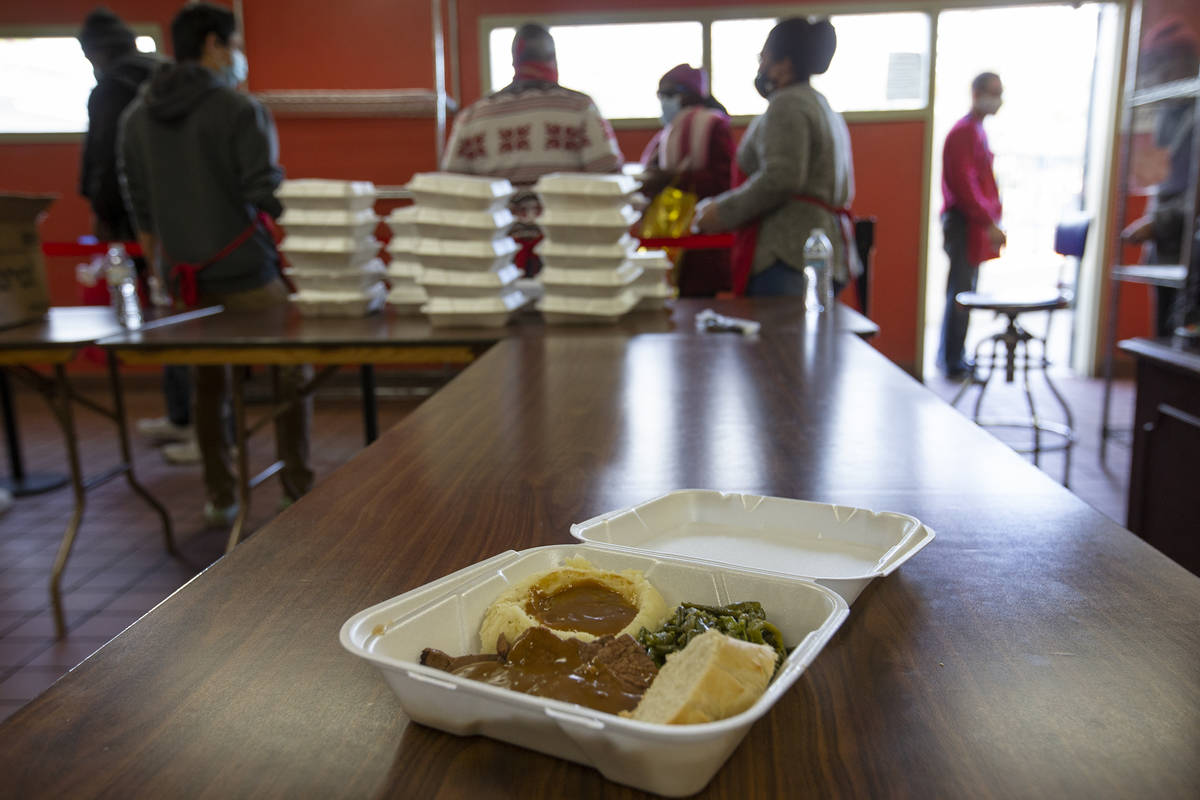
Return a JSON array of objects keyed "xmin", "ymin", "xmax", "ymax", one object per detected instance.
[
  {"xmin": 659, "ymin": 94, "xmax": 682, "ymax": 126},
  {"xmin": 219, "ymin": 49, "xmax": 249, "ymax": 88}
]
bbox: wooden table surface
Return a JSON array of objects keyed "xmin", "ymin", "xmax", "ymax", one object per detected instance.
[{"xmin": 3, "ymin": 317, "xmax": 1198, "ymax": 798}]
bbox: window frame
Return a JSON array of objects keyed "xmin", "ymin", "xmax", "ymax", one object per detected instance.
[
  {"xmin": 0, "ymin": 23, "xmax": 163, "ymax": 142},
  {"xmin": 477, "ymin": 5, "xmax": 936, "ymax": 127}
]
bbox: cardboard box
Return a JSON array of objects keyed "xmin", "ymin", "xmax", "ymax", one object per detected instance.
[{"xmin": 0, "ymin": 194, "xmax": 54, "ymax": 330}]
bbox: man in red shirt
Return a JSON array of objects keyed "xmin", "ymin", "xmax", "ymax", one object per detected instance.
[{"xmin": 938, "ymin": 72, "xmax": 1007, "ymax": 379}]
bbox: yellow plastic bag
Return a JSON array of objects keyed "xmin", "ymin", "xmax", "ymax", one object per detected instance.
[{"xmin": 639, "ymin": 186, "xmax": 698, "ymax": 280}]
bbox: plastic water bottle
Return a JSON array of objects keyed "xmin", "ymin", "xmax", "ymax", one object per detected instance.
[
  {"xmin": 105, "ymin": 244, "xmax": 143, "ymax": 329},
  {"xmin": 803, "ymin": 229, "xmax": 834, "ymax": 313}
]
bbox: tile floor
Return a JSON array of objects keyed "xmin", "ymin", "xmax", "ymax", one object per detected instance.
[{"xmin": 0, "ymin": 366, "xmax": 1138, "ymax": 724}]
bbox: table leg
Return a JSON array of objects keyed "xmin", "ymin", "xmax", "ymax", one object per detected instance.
[
  {"xmin": 106, "ymin": 353, "xmax": 176, "ymax": 555},
  {"xmin": 361, "ymin": 365, "xmax": 378, "ymax": 444},
  {"xmin": 1099, "ymin": 276, "xmax": 1122, "ymax": 465},
  {"xmin": 0, "ymin": 367, "xmax": 68, "ymax": 496},
  {"xmin": 48, "ymin": 365, "xmax": 86, "ymax": 640},
  {"xmin": 227, "ymin": 366, "xmax": 251, "ymax": 554}
]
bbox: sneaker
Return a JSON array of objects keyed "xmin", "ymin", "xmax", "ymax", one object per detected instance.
[
  {"xmin": 204, "ymin": 501, "xmax": 239, "ymax": 527},
  {"xmin": 162, "ymin": 438, "xmax": 202, "ymax": 465},
  {"xmin": 137, "ymin": 417, "xmax": 193, "ymax": 443}
]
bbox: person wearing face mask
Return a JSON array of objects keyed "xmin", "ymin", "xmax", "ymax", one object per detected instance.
[
  {"xmin": 936, "ymin": 71, "xmax": 1007, "ymax": 379},
  {"xmin": 693, "ymin": 18, "xmax": 858, "ymax": 298},
  {"xmin": 639, "ymin": 65, "xmax": 733, "ymax": 297},
  {"xmin": 119, "ymin": 2, "xmax": 312, "ymax": 526}
]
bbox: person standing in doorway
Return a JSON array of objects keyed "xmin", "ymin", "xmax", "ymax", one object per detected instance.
[
  {"xmin": 938, "ymin": 71, "xmax": 1007, "ymax": 380},
  {"xmin": 119, "ymin": 2, "xmax": 312, "ymax": 525}
]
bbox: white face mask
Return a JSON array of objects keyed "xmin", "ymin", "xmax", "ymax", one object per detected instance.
[
  {"xmin": 220, "ymin": 48, "xmax": 249, "ymax": 88},
  {"xmin": 659, "ymin": 94, "xmax": 682, "ymax": 126},
  {"xmin": 974, "ymin": 93, "xmax": 1002, "ymax": 115}
]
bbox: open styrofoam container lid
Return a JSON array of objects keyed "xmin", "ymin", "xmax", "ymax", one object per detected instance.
[
  {"xmin": 570, "ymin": 490, "xmax": 935, "ymax": 604},
  {"xmin": 279, "ymin": 179, "xmax": 377, "ymax": 199},
  {"xmin": 280, "ymin": 235, "xmax": 380, "ymax": 254},
  {"xmin": 539, "ymin": 290, "xmax": 640, "ymax": 317},
  {"xmin": 420, "ymin": 262, "xmax": 521, "ymax": 288},
  {"xmin": 406, "ymin": 172, "xmax": 515, "ymax": 201},
  {"xmin": 540, "ymin": 262, "xmax": 642, "ymax": 288},
  {"xmin": 541, "ymin": 205, "xmax": 640, "ymax": 228},
  {"xmin": 538, "ymin": 236, "xmax": 638, "ymax": 259},
  {"xmin": 535, "ymin": 172, "xmax": 641, "ymax": 197}
]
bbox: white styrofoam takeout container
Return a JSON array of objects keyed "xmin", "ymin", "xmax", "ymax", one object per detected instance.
[
  {"xmin": 385, "ymin": 256, "xmax": 421, "ymax": 282},
  {"xmin": 537, "ymin": 236, "xmax": 638, "ymax": 270},
  {"xmin": 386, "ymin": 283, "xmax": 428, "ymax": 314},
  {"xmin": 536, "ymin": 172, "xmax": 641, "ymax": 210},
  {"xmin": 280, "ymin": 236, "xmax": 381, "ymax": 271},
  {"xmin": 278, "ymin": 207, "xmax": 379, "ymax": 240},
  {"xmin": 286, "ymin": 258, "xmax": 386, "ymax": 292},
  {"xmin": 340, "ymin": 490, "xmax": 933, "ymax": 795},
  {"xmin": 406, "ymin": 172, "xmax": 515, "ymax": 212},
  {"xmin": 539, "ymin": 290, "xmax": 641, "ymax": 324},
  {"xmin": 410, "ymin": 207, "xmax": 515, "ymax": 242},
  {"xmin": 539, "ymin": 262, "xmax": 642, "ymax": 289},
  {"xmin": 291, "ymin": 282, "xmax": 388, "ymax": 317},
  {"xmin": 410, "ymin": 237, "xmax": 520, "ymax": 272},
  {"xmin": 540, "ymin": 205, "xmax": 640, "ymax": 245},
  {"xmin": 421, "ymin": 289, "xmax": 530, "ymax": 328},
  {"xmin": 419, "ymin": 263, "xmax": 522, "ymax": 298},
  {"xmin": 278, "ymin": 179, "xmax": 377, "ymax": 212}
]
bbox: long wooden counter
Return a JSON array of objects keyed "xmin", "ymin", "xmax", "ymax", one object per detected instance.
[{"xmin": 2, "ymin": 308, "xmax": 1197, "ymax": 797}]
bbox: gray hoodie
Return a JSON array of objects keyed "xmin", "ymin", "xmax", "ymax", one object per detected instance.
[{"xmin": 118, "ymin": 63, "xmax": 284, "ymax": 296}]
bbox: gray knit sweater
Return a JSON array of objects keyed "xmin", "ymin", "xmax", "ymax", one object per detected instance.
[{"xmin": 713, "ymin": 83, "xmax": 858, "ymax": 282}]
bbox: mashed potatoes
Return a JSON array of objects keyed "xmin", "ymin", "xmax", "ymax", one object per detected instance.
[{"xmin": 478, "ymin": 557, "xmax": 669, "ymax": 653}]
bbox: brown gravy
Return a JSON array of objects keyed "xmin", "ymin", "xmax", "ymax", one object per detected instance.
[
  {"xmin": 525, "ymin": 579, "xmax": 637, "ymax": 636},
  {"xmin": 451, "ymin": 627, "xmax": 655, "ymax": 715}
]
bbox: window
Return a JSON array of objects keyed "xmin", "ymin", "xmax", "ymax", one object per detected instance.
[
  {"xmin": 0, "ymin": 34, "xmax": 156, "ymax": 134},
  {"xmin": 487, "ymin": 22, "xmax": 703, "ymax": 120},
  {"xmin": 710, "ymin": 12, "xmax": 932, "ymax": 117}
]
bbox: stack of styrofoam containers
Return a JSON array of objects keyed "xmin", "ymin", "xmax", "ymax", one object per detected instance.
[
  {"xmin": 381, "ymin": 206, "xmax": 427, "ymax": 314},
  {"xmin": 277, "ymin": 180, "xmax": 386, "ymax": 316},
  {"xmin": 535, "ymin": 173, "xmax": 644, "ymax": 324},
  {"xmin": 628, "ymin": 249, "xmax": 674, "ymax": 310},
  {"xmin": 400, "ymin": 173, "xmax": 527, "ymax": 328}
]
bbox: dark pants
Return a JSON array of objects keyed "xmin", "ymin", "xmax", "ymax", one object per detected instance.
[
  {"xmin": 938, "ymin": 209, "xmax": 979, "ymax": 373},
  {"xmin": 164, "ymin": 365, "xmax": 191, "ymax": 427}
]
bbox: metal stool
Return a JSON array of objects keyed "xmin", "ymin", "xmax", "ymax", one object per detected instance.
[{"xmin": 950, "ymin": 292, "xmax": 1075, "ymax": 486}]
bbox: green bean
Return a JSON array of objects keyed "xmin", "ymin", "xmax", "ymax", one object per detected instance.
[{"xmin": 636, "ymin": 600, "xmax": 788, "ymax": 671}]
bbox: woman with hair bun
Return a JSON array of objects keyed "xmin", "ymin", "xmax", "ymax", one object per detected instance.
[{"xmin": 694, "ymin": 17, "xmax": 859, "ymax": 297}]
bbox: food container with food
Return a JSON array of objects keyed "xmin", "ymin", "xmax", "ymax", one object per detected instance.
[
  {"xmin": 406, "ymin": 172, "xmax": 515, "ymax": 212},
  {"xmin": 286, "ymin": 258, "xmax": 386, "ymax": 293},
  {"xmin": 290, "ymin": 282, "xmax": 388, "ymax": 317},
  {"xmin": 536, "ymin": 172, "xmax": 641, "ymax": 210},
  {"xmin": 539, "ymin": 206, "xmax": 640, "ymax": 245},
  {"xmin": 421, "ymin": 289, "xmax": 530, "ymax": 328},
  {"xmin": 411, "ymin": 237, "xmax": 520, "ymax": 272},
  {"xmin": 419, "ymin": 263, "xmax": 522, "ymax": 298},
  {"xmin": 278, "ymin": 207, "xmax": 379, "ymax": 240},
  {"xmin": 408, "ymin": 206, "xmax": 514, "ymax": 242},
  {"xmin": 539, "ymin": 291, "xmax": 641, "ymax": 324},
  {"xmin": 341, "ymin": 490, "xmax": 933, "ymax": 796},
  {"xmin": 278, "ymin": 179, "xmax": 377, "ymax": 212},
  {"xmin": 280, "ymin": 235, "xmax": 381, "ymax": 271},
  {"xmin": 538, "ymin": 236, "xmax": 637, "ymax": 270}
]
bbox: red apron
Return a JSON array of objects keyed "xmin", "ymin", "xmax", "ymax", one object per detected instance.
[
  {"xmin": 171, "ymin": 211, "xmax": 292, "ymax": 307},
  {"xmin": 731, "ymin": 194, "xmax": 855, "ymax": 297}
]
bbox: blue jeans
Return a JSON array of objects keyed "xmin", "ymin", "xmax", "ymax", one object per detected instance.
[
  {"xmin": 937, "ymin": 210, "xmax": 979, "ymax": 372},
  {"xmin": 746, "ymin": 261, "xmax": 807, "ymax": 297}
]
